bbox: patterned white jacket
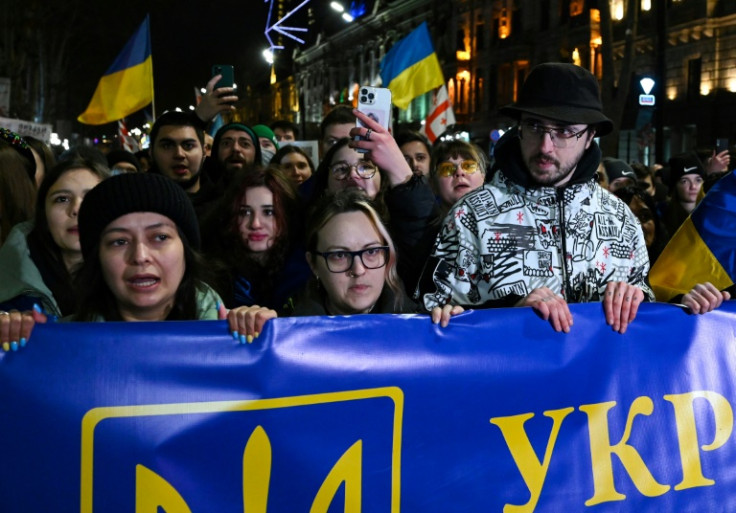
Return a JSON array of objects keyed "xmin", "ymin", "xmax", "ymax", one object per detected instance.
[{"xmin": 421, "ymin": 134, "xmax": 654, "ymax": 310}]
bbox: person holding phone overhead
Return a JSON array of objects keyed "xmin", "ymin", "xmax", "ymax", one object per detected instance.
[{"xmin": 308, "ymin": 106, "xmax": 440, "ymax": 294}]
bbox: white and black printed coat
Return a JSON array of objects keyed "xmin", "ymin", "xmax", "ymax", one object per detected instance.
[{"xmin": 421, "ymin": 130, "xmax": 655, "ymax": 310}]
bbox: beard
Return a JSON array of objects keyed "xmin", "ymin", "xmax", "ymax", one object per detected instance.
[{"xmin": 526, "ymin": 153, "xmax": 578, "ymax": 187}]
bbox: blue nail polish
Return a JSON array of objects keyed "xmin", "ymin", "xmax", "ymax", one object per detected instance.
[
  {"xmin": 32, "ymin": 303, "xmax": 42, "ymax": 313},
  {"xmin": 232, "ymin": 330, "xmax": 239, "ymax": 340},
  {"xmin": 10, "ymin": 341, "xmax": 18, "ymax": 352},
  {"xmin": 19, "ymin": 338, "xmax": 26, "ymax": 348},
  {"xmin": 239, "ymin": 334, "xmax": 246, "ymax": 345}
]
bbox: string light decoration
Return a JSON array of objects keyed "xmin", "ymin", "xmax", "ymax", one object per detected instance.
[{"xmin": 264, "ymin": 0, "xmax": 312, "ymax": 54}]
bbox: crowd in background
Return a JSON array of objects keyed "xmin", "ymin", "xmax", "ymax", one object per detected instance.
[{"xmin": 0, "ymin": 64, "xmax": 732, "ymax": 350}]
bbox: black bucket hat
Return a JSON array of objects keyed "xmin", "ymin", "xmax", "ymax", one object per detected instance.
[{"xmin": 499, "ymin": 63, "xmax": 613, "ymax": 137}]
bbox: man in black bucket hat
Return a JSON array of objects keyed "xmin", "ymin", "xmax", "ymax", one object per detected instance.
[{"xmin": 420, "ymin": 63, "xmax": 654, "ymax": 334}]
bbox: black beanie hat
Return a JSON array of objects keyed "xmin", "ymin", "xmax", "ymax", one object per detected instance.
[
  {"xmin": 106, "ymin": 149, "xmax": 142, "ymax": 173},
  {"xmin": 667, "ymin": 151, "xmax": 705, "ymax": 189},
  {"xmin": 78, "ymin": 173, "xmax": 200, "ymax": 259},
  {"xmin": 602, "ymin": 157, "xmax": 636, "ymax": 182}
]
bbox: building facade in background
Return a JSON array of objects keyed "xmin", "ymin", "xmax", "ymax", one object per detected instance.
[{"xmin": 256, "ymin": 0, "xmax": 736, "ymax": 164}]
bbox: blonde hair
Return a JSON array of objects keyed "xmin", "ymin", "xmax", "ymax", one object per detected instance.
[{"xmin": 306, "ymin": 189, "xmax": 402, "ymax": 307}]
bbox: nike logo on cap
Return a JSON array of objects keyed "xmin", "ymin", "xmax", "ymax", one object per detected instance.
[{"xmin": 683, "ymin": 166, "xmax": 699, "ymax": 173}]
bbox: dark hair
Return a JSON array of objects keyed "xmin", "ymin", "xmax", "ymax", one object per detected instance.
[
  {"xmin": 106, "ymin": 149, "xmax": 142, "ymax": 173},
  {"xmin": 0, "ymin": 142, "xmax": 36, "ymax": 245},
  {"xmin": 270, "ymin": 144, "xmax": 315, "ymax": 172},
  {"xmin": 395, "ymin": 131, "xmax": 431, "ymax": 154},
  {"xmin": 149, "ymin": 111, "xmax": 205, "ymax": 148},
  {"xmin": 614, "ymin": 185, "xmax": 668, "ymax": 264},
  {"xmin": 430, "ymin": 140, "xmax": 488, "ymax": 179},
  {"xmin": 309, "ymin": 137, "xmax": 389, "ymax": 220},
  {"xmin": 57, "ymin": 145, "xmax": 108, "ymax": 169},
  {"xmin": 630, "ymin": 162, "xmax": 653, "ymax": 180},
  {"xmin": 73, "ymin": 225, "xmax": 209, "ymax": 321},
  {"xmin": 134, "ymin": 149, "xmax": 151, "ymax": 163},
  {"xmin": 320, "ymin": 105, "xmax": 356, "ymax": 140},
  {"xmin": 202, "ymin": 166, "xmax": 300, "ymax": 305},
  {"xmin": 24, "ymin": 136, "xmax": 57, "ymax": 180},
  {"xmin": 26, "ymin": 159, "xmax": 110, "ymax": 314},
  {"xmin": 270, "ymin": 119, "xmax": 298, "ymax": 138}
]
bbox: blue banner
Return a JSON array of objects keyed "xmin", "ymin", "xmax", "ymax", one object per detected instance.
[{"xmin": 1, "ymin": 302, "xmax": 736, "ymax": 512}]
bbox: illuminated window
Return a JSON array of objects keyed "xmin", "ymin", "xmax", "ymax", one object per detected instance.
[
  {"xmin": 496, "ymin": 0, "xmax": 512, "ymax": 39},
  {"xmin": 570, "ymin": 0, "xmax": 584, "ymax": 17},
  {"xmin": 572, "ymin": 48, "xmax": 582, "ymax": 66},
  {"xmin": 611, "ymin": 0, "xmax": 624, "ymax": 20},
  {"xmin": 641, "ymin": 0, "xmax": 651, "ymax": 11}
]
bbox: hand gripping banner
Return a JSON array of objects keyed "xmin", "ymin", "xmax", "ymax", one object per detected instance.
[{"xmin": 1, "ymin": 302, "xmax": 736, "ymax": 512}]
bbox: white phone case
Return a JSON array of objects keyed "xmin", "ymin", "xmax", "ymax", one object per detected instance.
[{"xmin": 356, "ymin": 86, "xmax": 392, "ymax": 152}]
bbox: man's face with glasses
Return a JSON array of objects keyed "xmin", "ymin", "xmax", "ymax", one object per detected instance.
[
  {"xmin": 327, "ymin": 146, "xmax": 381, "ymax": 200},
  {"xmin": 519, "ymin": 115, "xmax": 594, "ymax": 187}
]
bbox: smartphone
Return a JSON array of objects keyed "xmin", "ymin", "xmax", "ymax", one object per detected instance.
[
  {"xmin": 716, "ymin": 138, "xmax": 729, "ymax": 153},
  {"xmin": 356, "ymin": 86, "xmax": 392, "ymax": 152},
  {"xmin": 211, "ymin": 65, "xmax": 235, "ymax": 90}
]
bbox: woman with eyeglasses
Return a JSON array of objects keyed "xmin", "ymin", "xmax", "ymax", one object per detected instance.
[
  {"xmin": 309, "ymin": 110, "xmax": 440, "ymax": 293},
  {"xmin": 430, "ymin": 140, "xmax": 488, "ymax": 216},
  {"xmin": 226, "ymin": 190, "xmax": 463, "ymax": 343}
]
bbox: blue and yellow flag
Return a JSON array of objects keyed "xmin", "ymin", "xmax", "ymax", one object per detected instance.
[
  {"xmin": 380, "ymin": 22, "xmax": 444, "ymax": 110},
  {"xmin": 78, "ymin": 15, "xmax": 153, "ymax": 125},
  {"xmin": 649, "ymin": 172, "xmax": 736, "ymax": 301}
]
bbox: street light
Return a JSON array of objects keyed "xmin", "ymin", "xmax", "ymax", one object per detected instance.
[
  {"xmin": 331, "ymin": 1, "xmax": 353, "ymax": 21},
  {"xmin": 263, "ymin": 49, "xmax": 274, "ymax": 64}
]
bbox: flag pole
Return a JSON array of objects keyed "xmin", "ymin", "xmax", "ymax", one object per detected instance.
[{"xmin": 148, "ymin": 15, "xmax": 156, "ymax": 121}]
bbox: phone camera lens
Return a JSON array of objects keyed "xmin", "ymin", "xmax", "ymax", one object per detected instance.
[
  {"xmin": 368, "ymin": 93, "xmax": 375, "ymax": 100},
  {"xmin": 360, "ymin": 96, "xmax": 367, "ymax": 103},
  {"xmin": 361, "ymin": 88, "xmax": 368, "ymax": 95}
]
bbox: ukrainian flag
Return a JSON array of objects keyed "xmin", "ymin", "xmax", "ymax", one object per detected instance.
[
  {"xmin": 380, "ymin": 22, "xmax": 444, "ymax": 110},
  {"xmin": 649, "ymin": 171, "xmax": 736, "ymax": 301},
  {"xmin": 78, "ymin": 15, "xmax": 153, "ymax": 125}
]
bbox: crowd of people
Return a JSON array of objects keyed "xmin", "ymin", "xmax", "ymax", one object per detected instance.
[{"xmin": 0, "ymin": 63, "xmax": 731, "ymax": 350}]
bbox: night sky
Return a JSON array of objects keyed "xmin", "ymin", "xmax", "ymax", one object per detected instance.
[
  {"xmin": 63, "ymin": 0, "xmax": 368, "ymax": 136},
  {"xmin": 71, "ymin": 1, "xmax": 303, "ymax": 133}
]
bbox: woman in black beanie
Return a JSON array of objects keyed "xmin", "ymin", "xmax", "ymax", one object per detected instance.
[
  {"xmin": 71, "ymin": 172, "xmax": 221, "ymax": 321},
  {"xmin": 0, "ymin": 173, "xmax": 226, "ymax": 349}
]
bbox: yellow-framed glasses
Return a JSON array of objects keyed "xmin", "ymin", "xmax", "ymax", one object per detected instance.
[{"xmin": 436, "ymin": 160, "xmax": 479, "ymax": 178}]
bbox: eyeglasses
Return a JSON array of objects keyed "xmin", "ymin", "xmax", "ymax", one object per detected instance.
[
  {"xmin": 314, "ymin": 246, "xmax": 389, "ymax": 273},
  {"xmin": 329, "ymin": 161, "xmax": 378, "ymax": 180},
  {"xmin": 436, "ymin": 160, "xmax": 480, "ymax": 177},
  {"xmin": 519, "ymin": 122, "xmax": 589, "ymax": 148}
]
